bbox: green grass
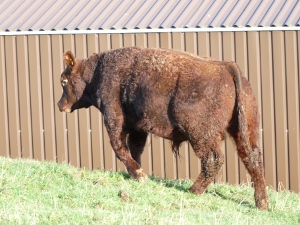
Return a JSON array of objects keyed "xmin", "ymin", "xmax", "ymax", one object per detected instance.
[{"xmin": 0, "ymin": 157, "xmax": 299, "ymax": 225}]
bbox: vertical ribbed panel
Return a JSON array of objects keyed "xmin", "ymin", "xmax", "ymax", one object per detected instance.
[
  {"xmin": 0, "ymin": 36, "xmax": 10, "ymax": 157},
  {"xmin": 52, "ymin": 34, "xmax": 68, "ymax": 164},
  {"xmin": 62, "ymin": 34, "xmax": 80, "ymax": 168}
]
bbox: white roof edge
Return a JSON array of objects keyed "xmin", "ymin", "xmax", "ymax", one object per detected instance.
[{"xmin": 0, "ymin": 26, "xmax": 299, "ymax": 36}]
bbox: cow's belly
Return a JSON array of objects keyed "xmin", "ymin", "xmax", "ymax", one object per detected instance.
[
  {"xmin": 137, "ymin": 121, "xmax": 187, "ymax": 142},
  {"xmin": 127, "ymin": 101, "xmax": 185, "ymax": 141}
]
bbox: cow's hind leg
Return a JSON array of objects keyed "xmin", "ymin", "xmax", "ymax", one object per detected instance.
[
  {"xmin": 233, "ymin": 135, "xmax": 268, "ymax": 210},
  {"xmin": 127, "ymin": 130, "xmax": 148, "ymax": 166},
  {"xmin": 189, "ymin": 142, "xmax": 224, "ymax": 194},
  {"xmin": 227, "ymin": 115, "xmax": 268, "ymax": 209}
]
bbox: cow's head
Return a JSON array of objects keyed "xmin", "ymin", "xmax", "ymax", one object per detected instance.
[{"xmin": 57, "ymin": 51, "xmax": 90, "ymax": 113}]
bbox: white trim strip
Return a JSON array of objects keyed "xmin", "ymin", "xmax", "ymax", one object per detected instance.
[{"xmin": 0, "ymin": 26, "xmax": 299, "ymax": 36}]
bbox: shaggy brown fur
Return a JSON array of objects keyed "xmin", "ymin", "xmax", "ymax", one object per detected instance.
[{"xmin": 57, "ymin": 47, "xmax": 268, "ymax": 210}]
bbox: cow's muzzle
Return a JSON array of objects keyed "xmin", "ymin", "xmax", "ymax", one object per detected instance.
[{"xmin": 57, "ymin": 102, "xmax": 71, "ymax": 113}]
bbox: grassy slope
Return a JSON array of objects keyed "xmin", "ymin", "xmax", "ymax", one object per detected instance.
[{"xmin": 0, "ymin": 157, "xmax": 299, "ymax": 225}]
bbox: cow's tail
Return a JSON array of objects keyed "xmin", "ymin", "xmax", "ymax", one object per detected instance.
[{"xmin": 226, "ymin": 62, "xmax": 251, "ymax": 153}]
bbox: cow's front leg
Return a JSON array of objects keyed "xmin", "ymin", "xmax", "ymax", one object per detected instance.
[{"xmin": 105, "ymin": 117, "xmax": 147, "ymax": 182}]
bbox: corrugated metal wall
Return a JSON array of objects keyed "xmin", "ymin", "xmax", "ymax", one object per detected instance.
[{"xmin": 0, "ymin": 31, "xmax": 299, "ymax": 192}]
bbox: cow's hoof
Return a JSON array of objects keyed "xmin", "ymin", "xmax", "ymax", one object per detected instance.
[
  {"xmin": 188, "ymin": 186, "xmax": 205, "ymax": 195},
  {"xmin": 135, "ymin": 169, "xmax": 148, "ymax": 182},
  {"xmin": 138, "ymin": 174, "xmax": 148, "ymax": 182},
  {"xmin": 256, "ymin": 199, "xmax": 269, "ymax": 211}
]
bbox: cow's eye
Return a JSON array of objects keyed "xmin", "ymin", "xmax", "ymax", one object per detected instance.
[{"xmin": 61, "ymin": 79, "xmax": 68, "ymax": 87}]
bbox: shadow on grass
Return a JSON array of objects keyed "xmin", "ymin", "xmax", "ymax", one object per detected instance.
[
  {"xmin": 118, "ymin": 171, "xmax": 132, "ymax": 180},
  {"xmin": 118, "ymin": 171, "xmax": 255, "ymax": 209},
  {"xmin": 118, "ymin": 171, "xmax": 190, "ymax": 192},
  {"xmin": 206, "ymin": 188, "xmax": 255, "ymax": 209},
  {"xmin": 148, "ymin": 175, "xmax": 192, "ymax": 192}
]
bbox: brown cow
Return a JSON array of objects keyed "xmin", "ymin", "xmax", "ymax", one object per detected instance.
[{"xmin": 57, "ymin": 47, "xmax": 268, "ymax": 210}]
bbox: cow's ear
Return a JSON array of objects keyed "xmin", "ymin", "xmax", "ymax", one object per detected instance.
[{"xmin": 64, "ymin": 51, "xmax": 76, "ymax": 68}]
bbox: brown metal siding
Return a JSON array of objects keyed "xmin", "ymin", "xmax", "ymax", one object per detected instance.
[
  {"xmin": 62, "ymin": 34, "xmax": 81, "ymax": 168},
  {"xmin": 0, "ymin": 30, "xmax": 299, "ymax": 192},
  {"xmin": 259, "ymin": 31, "xmax": 277, "ymax": 189},
  {"xmin": 40, "ymin": 35, "xmax": 56, "ymax": 161},
  {"xmin": 273, "ymin": 31, "xmax": 290, "ymax": 189},
  {"xmin": 28, "ymin": 35, "xmax": 45, "ymax": 161},
  {"xmin": 5, "ymin": 36, "xmax": 21, "ymax": 158},
  {"xmin": 285, "ymin": 31, "xmax": 300, "ymax": 191},
  {"xmin": 0, "ymin": 36, "xmax": 10, "ymax": 157},
  {"xmin": 51, "ymin": 34, "xmax": 68, "ymax": 164},
  {"xmin": 16, "ymin": 36, "xmax": 33, "ymax": 159}
]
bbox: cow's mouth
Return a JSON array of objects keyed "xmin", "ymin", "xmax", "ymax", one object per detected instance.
[
  {"xmin": 58, "ymin": 104, "xmax": 72, "ymax": 113},
  {"xmin": 63, "ymin": 107, "xmax": 72, "ymax": 113}
]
